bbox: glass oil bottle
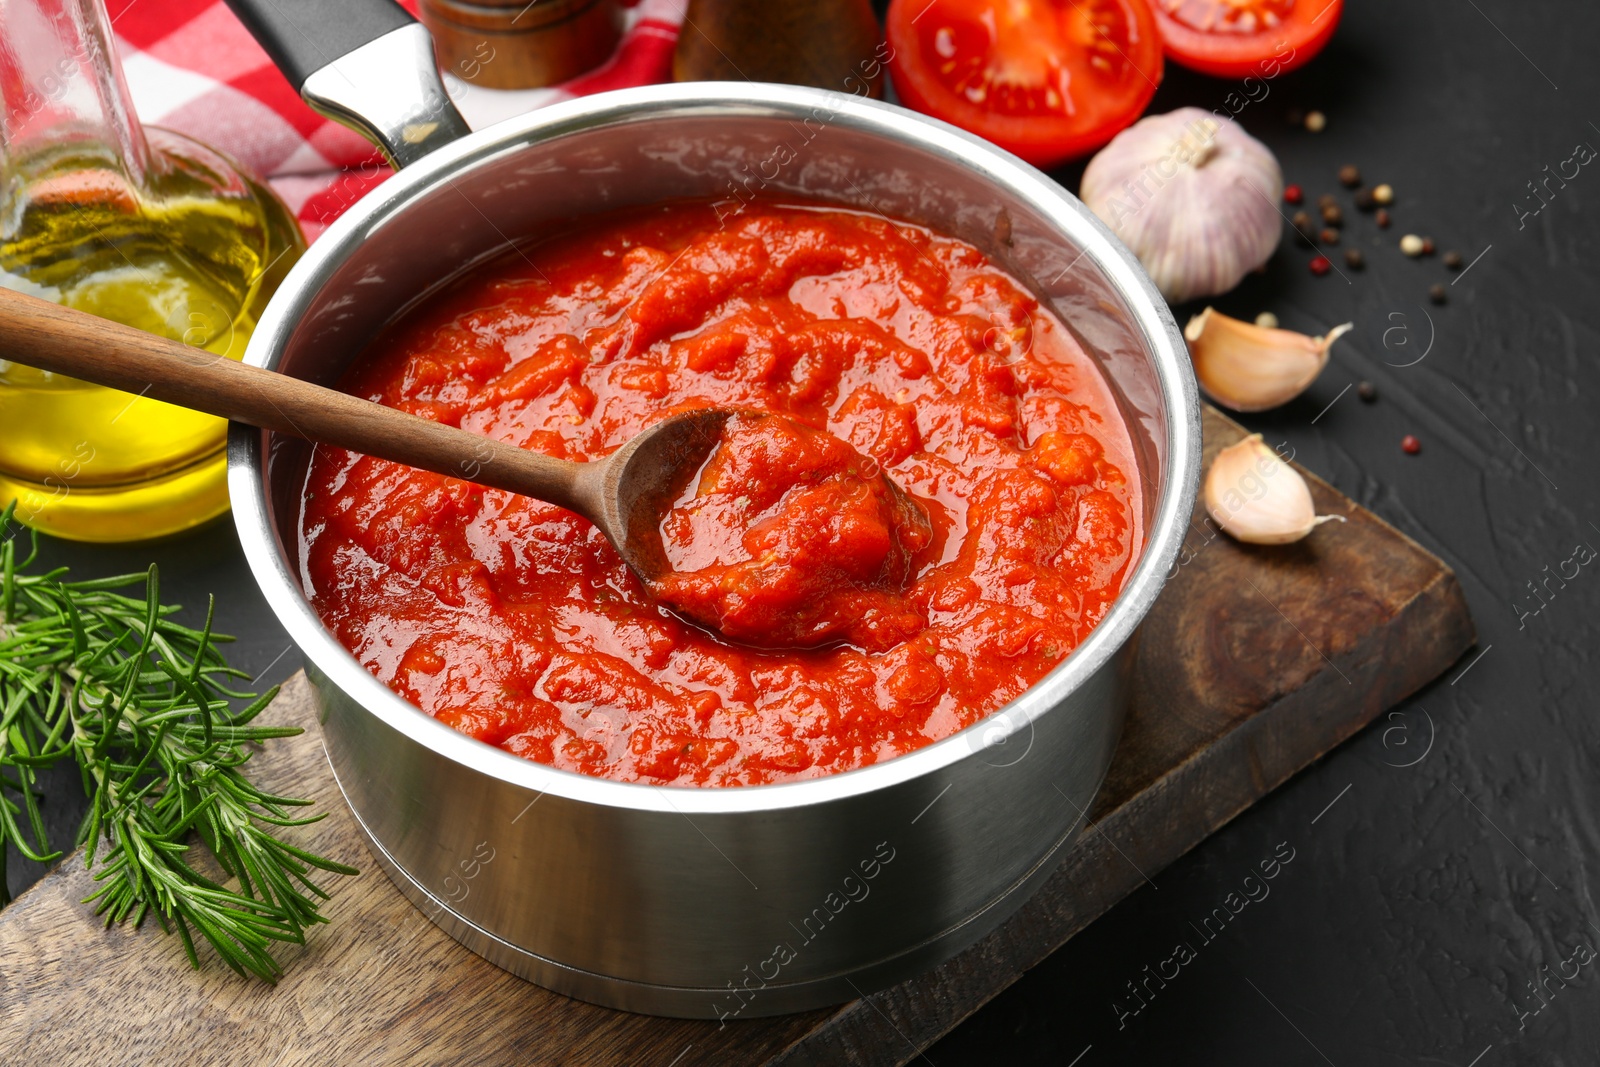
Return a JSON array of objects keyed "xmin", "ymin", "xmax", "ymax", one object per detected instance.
[{"xmin": 0, "ymin": 0, "xmax": 304, "ymax": 541}]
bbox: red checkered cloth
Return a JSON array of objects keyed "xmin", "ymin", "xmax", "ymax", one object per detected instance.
[{"xmin": 105, "ymin": 0, "xmax": 686, "ymax": 242}]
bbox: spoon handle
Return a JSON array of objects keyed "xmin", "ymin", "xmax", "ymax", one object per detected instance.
[{"xmin": 0, "ymin": 286, "xmax": 593, "ymax": 513}]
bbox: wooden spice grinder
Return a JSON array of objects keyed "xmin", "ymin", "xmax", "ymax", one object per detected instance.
[
  {"xmin": 420, "ymin": 0, "xmax": 623, "ymax": 89},
  {"xmin": 674, "ymin": 0, "xmax": 885, "ymax": 98}
]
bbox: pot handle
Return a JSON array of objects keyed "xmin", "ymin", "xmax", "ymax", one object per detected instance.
[{"xmin": 222, "ymin": 0, "xmax": 472, "ymax": 168}]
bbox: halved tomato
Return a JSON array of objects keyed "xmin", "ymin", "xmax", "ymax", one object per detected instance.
[
  {"xmin": 885, "ymin": 0, "xmax": 1164, "ymax": 170},
  {"xmin": 1151, "ymin": 0, "xmax": 1343, "ymax": 79}
]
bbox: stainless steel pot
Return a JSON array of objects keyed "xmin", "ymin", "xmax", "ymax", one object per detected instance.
[{"xmin": 223, "ymin": 0, "xmax": 1199, "ymax": 1018}]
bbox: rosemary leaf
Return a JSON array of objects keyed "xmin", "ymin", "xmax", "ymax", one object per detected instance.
[{"xmin": 0, "ymin": 502, "xmax": 358, "ymax": 981}]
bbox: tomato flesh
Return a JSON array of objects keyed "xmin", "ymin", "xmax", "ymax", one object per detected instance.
[
  {"xmin": 651, "ymin": 413, "xmax": 933, "ymax": 652},
  {"xmin": 1152, "ymin": 0, "xmax": 1343, "ymax": 79},
  {"xmin": 887, "ymin": 0, "xmax": 1163, "ymax": 169}
]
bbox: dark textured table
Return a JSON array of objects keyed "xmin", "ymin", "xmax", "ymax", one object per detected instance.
[{"xmin": 9, "ymin": 0, "xmax": 1599, "ymax": 1063}]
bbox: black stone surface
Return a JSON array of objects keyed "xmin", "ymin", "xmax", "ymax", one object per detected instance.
[
  {"xmin": 7, "ymin": 0, "xmax": 1599, "ymax": 1062},
  {"xmin": 929, "ymin": 0, "xmax": 1600, "ymax": 1063}
]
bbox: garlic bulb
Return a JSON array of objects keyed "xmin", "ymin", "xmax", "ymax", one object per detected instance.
[
  {"xmin": 1185, "ymin": 308, "xmax": 1353, "ymax": 412},
  {"xmin": 1081, "ymin": 108, "xmax": 1284, "ymax": 303},
  {"xmin": 1204, "ymin": 435, "xmax": 1344, "ymax": 545}
]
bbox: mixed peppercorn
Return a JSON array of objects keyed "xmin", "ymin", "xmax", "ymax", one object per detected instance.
[
  {"xmin": 1286, "ymin": 162, "xmax": 1461, "ymax": 299},
  {"xmin": 1259, "ymin": 108, "xmax": 1468, "ymax": 458}
]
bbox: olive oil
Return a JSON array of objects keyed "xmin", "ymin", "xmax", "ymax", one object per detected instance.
[{"xmin": 0, "ymin": 132, "xmax": 304, "ymax": 541}]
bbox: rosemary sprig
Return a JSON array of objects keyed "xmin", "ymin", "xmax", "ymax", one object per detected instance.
[{"xmin": 0, "ymin": 503, "xmax": 357, "ymax": 981}]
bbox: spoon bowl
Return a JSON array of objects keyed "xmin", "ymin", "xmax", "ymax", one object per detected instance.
[{"xmin": 580, "ymin": 407, "xmax": 732, "ymax": 585}]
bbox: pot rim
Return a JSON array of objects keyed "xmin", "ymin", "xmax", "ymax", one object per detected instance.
[{"xmin": 228, "ymin": 80, "xmax": 1200, "ymax": 817}]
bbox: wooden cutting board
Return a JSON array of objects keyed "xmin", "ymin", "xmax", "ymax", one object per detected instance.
[{"xmin": 0, "ymin": 408, "xmax": 1475, "ymax": 1066}]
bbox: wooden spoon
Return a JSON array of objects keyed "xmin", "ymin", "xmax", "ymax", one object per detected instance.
[{"xmin": 0, "ymin": 286, "xmax": 725, "ymax": 583}]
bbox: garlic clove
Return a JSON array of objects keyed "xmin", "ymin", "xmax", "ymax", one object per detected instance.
[
  {"xmin": 1204, "ymin": 434, "xmax": 1345, "ymax": 545},
  {"xmin": 1185, "ymin": 307, "xmax": 1353, "ymax": 412}
]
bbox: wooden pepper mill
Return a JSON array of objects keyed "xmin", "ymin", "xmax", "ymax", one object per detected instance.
[
  {"xmin": 420, "ymin": 0, "xmax": 623, "ymax": 90},
  {"xmin": 674, "ymin": 0, "xmax": 885, "ymax": 98}
]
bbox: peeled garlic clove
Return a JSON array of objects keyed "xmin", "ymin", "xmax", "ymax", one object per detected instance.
[
  {"xmin": 1081, "ymin": 108, "xmax": 1283, "ymax": 304},
  {"xmin": 1185, "ymin": 308, "xmax": 1353, "ymax": 412},
  {"xmin": 1204, "ymin": 434, "xmax": 1345, "ymax": 545}
]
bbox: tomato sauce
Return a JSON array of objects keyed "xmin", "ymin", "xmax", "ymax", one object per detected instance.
[
  {"xmin": 298, "ymin": 201, "xmax": 1142, "ymax": 786},
  {"xmin": 652, "ymin": 412, "xmax": 933, "ymax": 651}
]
